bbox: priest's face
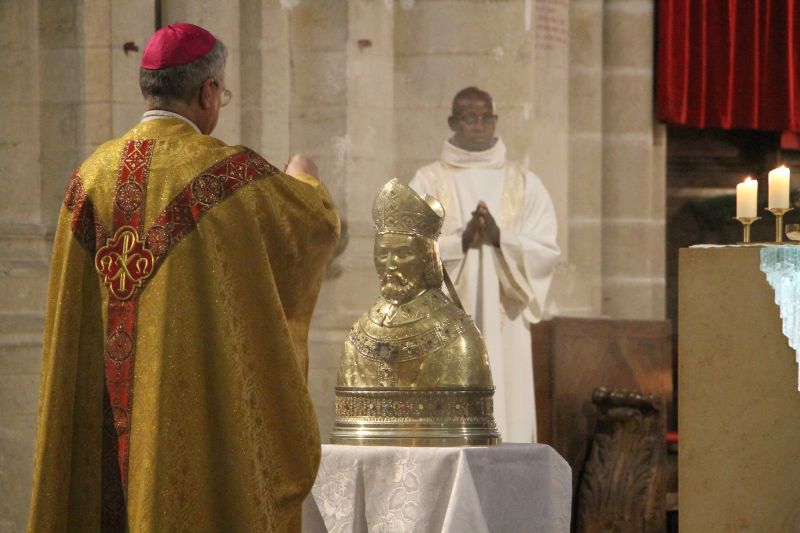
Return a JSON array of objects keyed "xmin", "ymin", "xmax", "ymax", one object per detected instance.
[
  {"xmin": 375, "ymin": 233, "xmax": 427, "ymax": 304},
  {"xmin": 448, "ymin": 96, "xmax": 498, "ymax": 152}
]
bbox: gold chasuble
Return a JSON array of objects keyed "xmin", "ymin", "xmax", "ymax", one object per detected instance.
[{"xmin": 28, "ymin": 118, "xmax": 340, "ymax": 532}]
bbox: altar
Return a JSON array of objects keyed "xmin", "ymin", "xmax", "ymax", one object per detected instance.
[
  {"xmin": 302, "ymin": 443, "xmax": 572, "ymax": 532},
  {"xmin": 680, "ymin": 245, "xmax": 800, "ymax": 531}
]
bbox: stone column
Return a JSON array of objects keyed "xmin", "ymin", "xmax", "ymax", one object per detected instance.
[
  {"xmin": 286, "ymin": 0, "xmax": 348, "ymax": 200},
  {"xmin": 601, "ymin": 0, "xmax": 665, "ymax": 319},
  {"xmin": 239, "ymin": 1, "xmax": 290, "ymax": 158},
  {"xmin": 39, "ymin": 0, "xmax": 154, "ymax": 227},
  {"xmin": 161, "ymin": 0, "xmax": 242, "ymax": 145},
  {"xmin": 0, "ymin": 1, "xmax": 154, "ymax": 529},
  {"xmin": 566, "ymin": 0, "xmax": 604, "ymax": 316},
  {"xmin": 0, "ymin": 4, "xmax": 44, "ymax": 530},
  {"xmin": 307, "ymin": 0, "xmax": 396, "ymax": 441},
  {"xmin": 110, "ymin": 1, "xmax": 156, "ymax": 138},
  {"xmin": 527, "ymin": 0, "xmax": 571, "ymax": 315},
  {"xmin": 1, "ymin": 2, "xmax": 42, "ymax": 230},
  {"xmin": 38, "ymin": 0, "xmax": 84, "ymax": 228}
]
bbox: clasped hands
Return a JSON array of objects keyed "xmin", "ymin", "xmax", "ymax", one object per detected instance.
[{"xmin": 462, "ymin": 201, "xmax": 500, "ymax": 252}]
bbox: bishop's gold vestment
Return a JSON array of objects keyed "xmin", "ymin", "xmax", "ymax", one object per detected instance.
[{"xmin": 28, "ymin": 117, "xmax": 339, "ymax": 532}]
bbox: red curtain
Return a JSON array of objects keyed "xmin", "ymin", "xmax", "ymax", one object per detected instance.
[{"xmin": 657, "ymin": 0, "xmax": 800, "ymax": 133}]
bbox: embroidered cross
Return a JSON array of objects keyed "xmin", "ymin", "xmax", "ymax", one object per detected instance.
[{"xmin": 95, "ymin": 226, "xmax": 155, "ymax": 300}]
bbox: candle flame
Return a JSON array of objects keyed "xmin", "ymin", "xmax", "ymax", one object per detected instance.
[{"xmin": 744, "ymin": 176, "xmax": 753, "ymax": 183}]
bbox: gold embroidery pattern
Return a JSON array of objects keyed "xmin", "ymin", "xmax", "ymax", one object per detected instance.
[
  {"xmin": 191, "ymin": 173, "xmax": 225, "ymax": 206},
  {"xmin": 144, "ymin": 149, "xmax": 279, "ymax": 270},
  {"xmin": 95, "ymin": 226, "xmax": 155, "ymax": 301},
  {"xmin": 114, "ymin": 140, "xmax": 154, "ymax": 225},
  {"xmin": 144, "ymin": 225, "xmax": 170, "ymax": 256},
  {"xmin": 94, "ymin": 223, "xmax": 108, "ymax": 252},
  {"xmin": 64, "ymin": 169, "xmax": 106, "ymax": 253},
  {"xmin": 500, "ymin": 162, "xmax": 525, "ymax": 229},
  {"xmin": 105, "ymin": 325, "xmax": 134, "ymax": 364},
  {"xmin": 115, "ymin": 181, "xmax": 145, "ymax": 215},
  {"xmin": 64, "ymin": 169, "xmax": 85, "ymax": 212}
]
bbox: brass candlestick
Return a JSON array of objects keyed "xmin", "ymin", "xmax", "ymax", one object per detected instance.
[
  {"xmin": 735, "ymin": 217, "xmax": 760, "ymax": 243},
  {"xmin": 767, "ymin": 207, "xmax": 794, "ymax": 243}
]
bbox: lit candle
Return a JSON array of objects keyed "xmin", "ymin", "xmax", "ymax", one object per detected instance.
[
  {"xmin": 736, "ymin": 177, "xmax": 758, "ymax": 218},
  {"xmin": 768, "ymin": 165, "xmax": 791, "ymax": 209}
]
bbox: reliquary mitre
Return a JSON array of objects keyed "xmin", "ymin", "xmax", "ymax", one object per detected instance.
[{"xmin": 332, "ymin": 179, "xmax": 500, "ymax": 446}]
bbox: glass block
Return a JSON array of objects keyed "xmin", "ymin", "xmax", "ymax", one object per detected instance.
[{"xmin": 760, "ymin": 246, "xmax": 800, "ymax": 390}]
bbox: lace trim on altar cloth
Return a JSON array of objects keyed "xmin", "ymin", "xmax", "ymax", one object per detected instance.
[{"xmin": 760, "ymin": 246, "xmax": 800, "ymax": 390}]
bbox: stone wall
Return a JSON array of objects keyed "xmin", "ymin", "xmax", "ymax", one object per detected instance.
[{"xmin": 0, "ymin": 1, "xmax": 665, "ymax": 529}]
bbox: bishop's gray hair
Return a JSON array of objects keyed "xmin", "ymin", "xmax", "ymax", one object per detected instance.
[{"xmin": 139, "ymin": 39, "xmax": 227, "ymax": 107}]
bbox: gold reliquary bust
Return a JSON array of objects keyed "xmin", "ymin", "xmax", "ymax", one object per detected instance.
[{"xmin": 332, "ymin": 179, "xmax": 500, "ymax": 446}]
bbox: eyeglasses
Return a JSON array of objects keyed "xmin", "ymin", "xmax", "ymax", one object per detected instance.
[
  {"xmin": 221, "ymin": 88, "xmax": 232, "ymax": 107},
  {"xmin": 456, "ymin": 113, "xmax": 497, "ymax": 126},
  {"xmin": 211, "ymin": 79, "xmax": 233, "ymax": 107}
]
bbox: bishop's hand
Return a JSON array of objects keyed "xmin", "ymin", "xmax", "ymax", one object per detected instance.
[{"xmin": 284, "ymin": 153, "xmax": 320, "ymax": 180}]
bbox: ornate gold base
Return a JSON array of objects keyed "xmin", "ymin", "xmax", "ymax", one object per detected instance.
[
  {"xmin": 332, "ymin": 386, "xmax": 501, "ymax": 447},
  {"xmin": 331, "ymin": 424, "xmax": 501, "ymax": 446}
]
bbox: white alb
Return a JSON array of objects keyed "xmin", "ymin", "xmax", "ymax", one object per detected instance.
[{"xmin": 410, "ymin": 138, "xmax": 561, "ymax": 443}]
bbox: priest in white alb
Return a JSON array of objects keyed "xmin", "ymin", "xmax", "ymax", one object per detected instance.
[{"xmin": 409, "ymin": 86, "xmax": 561, "ymax": 443}]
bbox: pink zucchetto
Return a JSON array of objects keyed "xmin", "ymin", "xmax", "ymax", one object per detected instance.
[{"xmin": 141, "ymin": 23, "xmax": 216, "ymax": 70}]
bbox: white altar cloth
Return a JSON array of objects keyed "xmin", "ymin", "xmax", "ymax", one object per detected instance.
[{"xmin": 302, "ymin": 443, "xmax": 572, "ymax": 532}]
